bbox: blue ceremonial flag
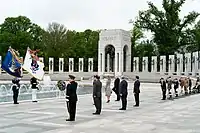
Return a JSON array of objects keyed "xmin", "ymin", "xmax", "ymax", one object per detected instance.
[{"xmin": 1, "ymin": 48, "xmax": 23, "ymax": 77}]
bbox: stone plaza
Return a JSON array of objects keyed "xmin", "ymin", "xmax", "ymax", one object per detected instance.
[{"xmin": 0, "ymin": 82, "xmax": 200, "ymax": 133}]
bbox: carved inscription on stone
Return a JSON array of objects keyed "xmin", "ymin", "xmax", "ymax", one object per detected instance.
[{"xmin": 102, "ymin": 36, "xmax": 117, "ymax": 41}]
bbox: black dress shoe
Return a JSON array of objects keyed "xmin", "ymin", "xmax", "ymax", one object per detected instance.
[
  {"xmin": 106, "ymin": 100, "xmax": 110, "ymax": 103},
  {"xmin": 134, "ymin": 105, "xmax": 139, "ymax": 107},
  {"xmin": 32, "ymin": 101, "xmax": 38, "ymax": 102},
  {"xmin": 115, "ymin": 100, "xmax": 120, "ymax": 101},
  {"xmin": 93, "ymin": 112, "xmax": 100, "ymax": 115},
  {"xmin": 14, "ymin": 102, "xmax": 19, "ymax": 104},
  {"xmin": 66, "ymin": 119, "xmax": 75, "ymax": 121},
  {"xmin": 119, "ymin": 108, "xmax": 126, "ymax": 110}
]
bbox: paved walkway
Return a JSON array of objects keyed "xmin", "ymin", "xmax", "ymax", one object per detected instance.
[{"xmin": 0, "ymin": 83, "xmax": 200, "ymax": 133}]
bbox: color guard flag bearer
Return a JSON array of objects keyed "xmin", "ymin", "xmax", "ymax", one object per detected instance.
[{"xmin": 23, "ymin": 47, "xmax": 44, "ymax": 102}]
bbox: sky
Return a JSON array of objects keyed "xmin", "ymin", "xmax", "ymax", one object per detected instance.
[{"xmin": 0, "ymin": 0, "xmax": 200, "ymax": 32}]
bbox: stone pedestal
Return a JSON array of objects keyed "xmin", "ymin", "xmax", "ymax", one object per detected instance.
[
  {"xmin": 88, "ymin": 58, "xmax": 93, "ymax": 72},
  {"xmin": 69, "ymin": 58, "xmax": 74, "ymax": 73},
  {"xmin": 160, "ymin": 56, "xmax": 166, "ymax": 74},
  {"xmin": 142, "ymin": 57, "xmax": 148, "ymax": 72},
  {"xmin": 79, "ymin": 58, "xmax": 84, "ymax": 72},
  {"xmin": 151, "ymin": 56, "xmax": 157, "ymax": 72},
  {"xmin": 176, "ymin": 54, "xmax": 183, "ymax": 75},
  {"xmin": 192, "ymin": 51, "xmax": 198, "ymax": 76},
  {"xmin": 49, "ymin": 58, "xmax": 54, "ymax": 74},
  {"xmin": 59, "ymin": 58, "xmax": 64, "ymax": 73},
  {"xmin": 0, "ymin": 56, "xmax": 2, "ymax": 74},
  {"xmin": 184, "ymin": 53, "xmax": 191, "ymax": 76},
  {"xmin": 133, "ymin": 57, "xmax": 139, "ymax": 72},
  {"xmin": 39, "ymin": 57, "xmax": 44, "ymax": 63},
  {"xmin": 168, "ymin": 55, "xmax": 175, "ymax": 76}
]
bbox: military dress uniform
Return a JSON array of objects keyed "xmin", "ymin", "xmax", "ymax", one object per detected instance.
[
  {"xmin": 30, "ymin": 77, "xmax": 38, "ymax": 102},
  {"xmin": 66, "ymin": 75, "xmax": 78, "ymax": 121},
  {"xmin": 12, "ymin": 78, "xmax": 20, "ymax": 104},
  {"xmin": 133, "ymin": 76, "xmax": 140, "ymax": 107}
]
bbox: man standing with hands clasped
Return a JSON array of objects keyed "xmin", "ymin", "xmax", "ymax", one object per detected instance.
[
  {"xmin": 93, "ymin": 75, "xmax": 102, "ymax": 115},
  {"xmin": 66, "ymin": 75, "xmax": 78, "ymax": 121},
  {"xmin": 119, "ymin": 76, "xmax": 128, "ymax": 110},
  {"xmin": 133, "ymin": 76, "xmax": 140, "ymax": 107}
]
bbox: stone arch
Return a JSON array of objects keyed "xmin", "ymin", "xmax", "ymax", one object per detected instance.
[
  {"xmin": 123, "ymin": 45, "xmax": 128, "ymax": 72},
  {"xmin": 105, "ymin": 44, "xmax": 115, "ymax": 72}
]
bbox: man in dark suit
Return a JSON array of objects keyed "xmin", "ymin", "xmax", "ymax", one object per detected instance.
[
  {"xmin": 93, "ymin": 75, "xmax": 102, "ymax": 115},
  {"xmin": 66, "ymin": 75, "xmax": 78, "ymax": 121},
  {"xmin": 133, "ymin": 76, "xmax": 140, "ymax": 107},
  {"xmin": 12, "ymin": 77, "xmax": 20, "ymax": 104},
  {"xmin": 112, "ymin": 77, "xmax": 120, "ymax": 101},
  {"xmin": 160, "ymin": 78, "xmax": 167, "ymax": 100},
  {"xmin": 119, "ymin": 76, "xmax": 128, "ymax": 110}
]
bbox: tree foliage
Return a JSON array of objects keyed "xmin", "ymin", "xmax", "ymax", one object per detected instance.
[
  {"xmin": 136, "ymin": 0, "xmax": 199, "ymax": 55},
  {"xmin": 0, "ymin": 16, "xmax": 44, "ymax": 56}
]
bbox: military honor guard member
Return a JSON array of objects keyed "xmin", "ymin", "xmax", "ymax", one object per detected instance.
[
  {"xmin": 30, "ymin": 77, "xmax": 39, "ymax": 102},
  {"xmin": 133, "ymin": 76, "xmax": 140, "ymax": 107},
  {"xmin": 159, "ymin": 78, "xmax": 167, "ymax": 100},
  {"xmin": 119, "ymin": 76, "xmax": 128, "ymax": 110},
  {"xmin": 12, "ymin": 77, "xmax": 20, "ymax": 104},
  {"xmin": 66, "ymin": 75, "xmax": 78, "ymax": 121},
  {"xmin": 92, "ymin": 75, "xmax": 102, "ymax": 115}
]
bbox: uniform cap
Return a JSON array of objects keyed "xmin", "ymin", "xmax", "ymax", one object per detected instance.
[{"xmin": 69, "ymin": 75, "xmax": 75, "ymax": 80}]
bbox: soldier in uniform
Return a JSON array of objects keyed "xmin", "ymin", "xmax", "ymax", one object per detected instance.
[
  {"xmin": 173, "ymin": 78, "xmax": 179, "ymax": 97},
  {"xmin": 93, "ymin": 75, "xmax": 102, "ymax": 115},
  {"xmin": 159, "ymin": 78, "xmax": 166, "ymax": 100},
  {"xmin": 133, "ymin": 76, "xmax": 140, "ymax": 107},
  {"xmin": 166, "ymin": 76, "xmax": 173, "ymax": 99},
  {"xmin": 66, "ymin": 75, "xmax": 78, "ymax": 121},
  {"xmin": 119, "ymin": 76, "xmax": 128, "ymax": 110},
  {"xmin": 12, "ymin": 77, "xmax": 20, "ymax": 104},
  {"xmin": 112, "ymin": 77, "xmax": 120, "ymax": 101},
  {"xmin": 30, "ymin": 77, "xmax": 39, "ymax": 102}
]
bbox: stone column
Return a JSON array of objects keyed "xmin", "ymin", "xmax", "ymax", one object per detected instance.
[
  {"xmin": 168, "ymin": 55, "xmax": 175, "ymax": 76},
  {"xmin": 69, "ymin": 58, "xmax": 74, "ymax": 73},
  {"xmin": 133, "ymin": 57, "xmax": 139, "ymax": 72},
  {"xmin": 88, "ymin": 58, "xmax": 93, "ymax": 72},
  {"xmin": 59, "ymin": 58, "xmax": 64, "ymax": 73},
  {"xmin": 184, "ymin": 53, "xmax": 191, "ymax": 76},
  {"xmin": 192, "ymin": 51, "xmax": 198, "ymax": 76},
  {"xmin": 160, "ymin": 56, "xmax": 166, "ymax": 74},
  {"xmin": 142, "ymin": 57, "xmax": 148, "ymax": 72},
  {"xmin": 39, "ymin": 57, "xmax": 44, "ymax": 63},
  {"xmin": 176, "ymin": 54, "xmax": 183, "ymax": 75},
  {"xmin": 0, "ymin": 56, "xmax": 2, "ymax": 74},
  {"xmin": 151, "ymin": 56, "xmax": 157, "ymax": 72},
  {"xmin": 49, "ymin": 57, "xmax": 54, "ymax": 74},
  {"xmin": 79, "ymin": 58, "xmax": 84, "ymax": 72}
]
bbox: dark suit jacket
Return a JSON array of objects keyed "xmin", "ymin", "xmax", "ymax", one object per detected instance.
[
  {"xmin": 119, "ymin": 80, "xmax": 128, "ymax": 95},
  {"xmin": 113, "ymin": 78, "xmax": 120, "ymax": 91},
  {"xmin": 134, "ymin": 80, "xmax": 140, "ymax": 93},
  {"xmin": 160, "ymin": 80, "xmax": 166, "ymax": 91},
  {"xmin": 66, "ymin": 81, "xmax": 78, "ymax": 102},
  {"xmin": 93, "ymin": 79, "xmax": 102, "ymax": 98}
]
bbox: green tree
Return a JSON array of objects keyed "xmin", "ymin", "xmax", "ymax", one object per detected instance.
[
  {"xmin": 135, "ymin": 0, "xmax": 199, "ymax": 55},
  {"xmin": 0, "ymin": 16, "xmax": 44, "ymax": 56}
]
